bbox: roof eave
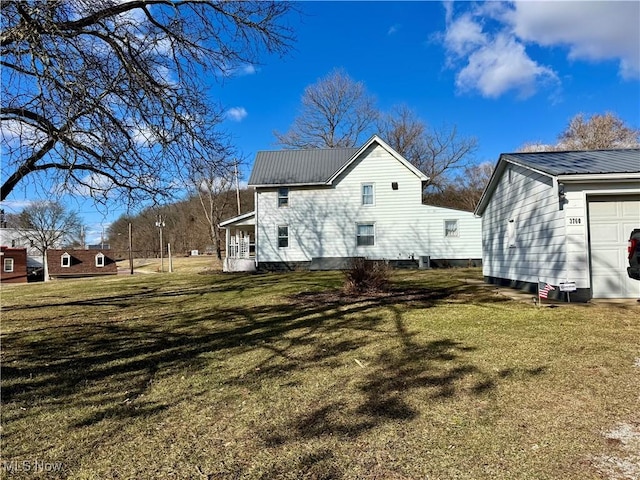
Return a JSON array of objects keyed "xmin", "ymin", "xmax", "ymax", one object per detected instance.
[
  {"xmin": 557, "ymin": 172, "xmax": 640, "ymax": 183},
  {"xmin": 249, "ymin": 182, "xmax": 328, "ymax": 188}
]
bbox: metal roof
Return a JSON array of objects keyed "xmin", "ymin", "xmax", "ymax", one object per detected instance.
[
  {"xmin": 248, "ymin": 148, "xmax": 359, "ymax": 186},
  {"xmin": 501, "ymin": 149, "xmax": 640, "ymax": 176}
]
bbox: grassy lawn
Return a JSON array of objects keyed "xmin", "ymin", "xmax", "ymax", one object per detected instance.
[{"xmin": 1, "ymin": 266, "xmax": 638, "ymax": 479}]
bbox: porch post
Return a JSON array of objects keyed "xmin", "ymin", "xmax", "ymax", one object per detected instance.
[{"xmin": 225, "ymin": 228, "xmax": 231, "ymax": 258}]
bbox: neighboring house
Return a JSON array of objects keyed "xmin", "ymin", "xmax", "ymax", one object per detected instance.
[
  {"xmin": 0, "ymin": 227, "xmax": 54, "ymax": 273},
  {"xmin": 475, "ymin": 149, "xmax": 640, "ymax": 301},
  {"xmin": 46, "ymin": 249, "xmax": 118, "ymax": 279},
  {"xmin": 220, "ymin": 135, "xmax": 482, "ymax": 272},
  {"xmin": 0, "ymin": 246, "xmax": 28, "ymax": 283}
]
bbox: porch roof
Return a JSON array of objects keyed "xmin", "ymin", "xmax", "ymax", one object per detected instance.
[{"xmin": 219, "ymin": 211, "xmax": 255, "ymax": 228}]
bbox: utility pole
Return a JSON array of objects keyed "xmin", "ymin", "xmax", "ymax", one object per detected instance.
[
  {"xmin": 155, "ymin": 214, "xmax": 165, "ymax": 272},
  {"xmin": 234, "ymin": 160, "xmax": 241, "ymax": 215},
  {"xmin": 128, "ymin": 222, "xmax": 134, "ymax": 275}
]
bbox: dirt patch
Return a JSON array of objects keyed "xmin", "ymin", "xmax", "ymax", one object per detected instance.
[{"xmin": 591, "ymin": 422, "xmax": 640, "ymax": 479}]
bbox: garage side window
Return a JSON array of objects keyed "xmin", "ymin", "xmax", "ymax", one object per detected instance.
[
  {"xmin": 507, "ymin": 219, "xmax": 517, "ymax": 248},
  {"xmin": 61, "ymin": 252, "xmax": 71, "ymax": 267},
  {"xmin": 95, "ymin": 253, "xmax": 105, "ymax": 267}
]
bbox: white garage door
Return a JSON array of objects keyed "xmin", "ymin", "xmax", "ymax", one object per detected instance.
[{"xmin": 588, "ymin": 196, "xmax": 640, "ymax": 298}]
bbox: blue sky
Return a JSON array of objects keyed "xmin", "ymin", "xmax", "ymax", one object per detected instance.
[{"xmin": 2, "ymin": 1, "xmax": 639, "ymax": 243}]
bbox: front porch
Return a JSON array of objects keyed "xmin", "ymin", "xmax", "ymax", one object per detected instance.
[{"xmin": 219, "ymin": 211, "xmax": 256, "ymax": 273}]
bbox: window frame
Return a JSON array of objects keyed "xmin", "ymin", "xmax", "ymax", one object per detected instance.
[
  {"xmin": 277, "ymin": 187, "xmax": 289, "ymax": 208},
  {"xmin": 4, "ymin": 257, "xmax": 14, "ymax": 272},
  {"xmin": 361, "ymin": 183, "xmax": 375, "ymax": 206},
  {"xmin": 444, "ymin": 219, "xmax": 459, "ymax": 238},
  {"xmin": 277, "ymin": 225, "xmax": 289, "ymax": 249},
  {"xmin": 95, "ymin": 253, "xmax": 105, "ymax": 268},
  {"xmin": 356, "ymin": 222, "xmax": 375, "ymax": 247},
  {"xmin": 61, "ymin": 252, "xmax": 71, "ymax": 268}
]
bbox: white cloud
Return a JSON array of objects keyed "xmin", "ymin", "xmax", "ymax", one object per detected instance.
[
  {"xmin": 226, "ymin": 107, "xmax": 248, "ymax": 122},
  {"xmin": 457, "ymin": 32, "xmax": 557, "ymax": 99},
  {"xmin": 442, "ymin": 1, "xmax": 638, "ymax": 99},
  {"xmin": 387, "ymin": 24, "xmax": 401, "ymax": 36},
  {"xmin": 507, "ymin": 2, "xmax": 640, "ymax": 80}
]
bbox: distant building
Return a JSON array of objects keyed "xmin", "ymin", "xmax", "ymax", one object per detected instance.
[
  {"xmin": 1, "ymin": 246, "xmax": 28, "ymax": 283},
  {"xmin": 46, "ymin": 249, "xmax": 118, "ymax": 279}
]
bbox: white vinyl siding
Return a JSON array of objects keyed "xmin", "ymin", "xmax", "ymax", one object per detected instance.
[
  {"xmin": 481, "ymin": 163, "xmax": 565, "ymax": 283},
  {"xmin": 256, "ymin": 142, "xmax": 482, "ymax": 263}
]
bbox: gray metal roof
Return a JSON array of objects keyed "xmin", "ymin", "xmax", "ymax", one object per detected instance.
[
  {"xmin": 502, "ymin": 149, "xmax": 640, "ymax": 176},
  {"xmin": 248, "ymin": 148, "xmax": 359, "ymax": 186}
]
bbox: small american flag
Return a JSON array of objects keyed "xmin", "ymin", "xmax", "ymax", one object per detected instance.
[{"xmin": 538, "ymin": 282, "xmax": 555, "ymax": 299}]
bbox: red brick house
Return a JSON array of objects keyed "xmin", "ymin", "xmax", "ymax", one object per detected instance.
[
  {"xmin": 1, "ymin": 246, "xmax": 28, "ymax": 283},
  {"xmin": 46, "ymin": 249, "xmax": 118, "ymax": 279}
]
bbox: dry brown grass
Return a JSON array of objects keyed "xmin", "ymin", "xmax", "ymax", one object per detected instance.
[{"xmin": 1, "ymin": 268, "xmax": 638, "ymax": 479}]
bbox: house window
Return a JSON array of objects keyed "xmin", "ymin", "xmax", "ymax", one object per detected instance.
[
  {"xmin": 362, "ymin": 183, "xmax": 374, "ymax": 205},
  {"xmin": 278, "ymin": 188, "xmax": 289, "ymax": 207},
  {"xmin": 11, "ymin": 239, "xmax": 16, "ymax": 247},
  {"xmin": 61, "ymin": 252, "xmax": 71, "ymax": 267},
  {"xmin": 278, "ymin": 225, "xmax": 289, "ymax": 248},
  {"xmin": 4, "ymin": 258, "xmax": 14, "ymax": 272},
  {"xmin": 444, "ymin": 220, "xmax": 459, "ymax": 238},
  {"xmin": 356, "ymin": 223, "xmax": 375, "ymax": 246},
  {"xmin": 95, "ymin": 253, "xmax": 105, "ymax": 267}
]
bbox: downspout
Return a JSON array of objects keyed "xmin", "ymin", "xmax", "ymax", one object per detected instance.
[{"xmin": 254, "ymin": 188, "xmax": 259, "ymax": 268}]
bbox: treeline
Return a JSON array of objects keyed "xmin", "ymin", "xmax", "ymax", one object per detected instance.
[{"xmin": 107, "ymin": 189, "xmax": 254, "ymax": 259}]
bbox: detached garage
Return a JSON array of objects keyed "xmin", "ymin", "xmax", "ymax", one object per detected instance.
[{"xmin": 475, "ymin": 149, "xmax": 640, "ymax": 301}]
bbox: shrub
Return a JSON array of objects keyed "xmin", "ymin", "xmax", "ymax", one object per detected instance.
[{"xmin": 343, "ymin": 257, "xmax": 390, "ymax": 294}]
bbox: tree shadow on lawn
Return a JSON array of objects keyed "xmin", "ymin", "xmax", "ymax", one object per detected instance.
[{"xmin": 1, "ymin": 276, "xmax": 539, "ymax": 463}]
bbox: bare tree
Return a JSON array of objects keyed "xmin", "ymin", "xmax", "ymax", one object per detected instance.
[
  {"xmin": 274, "ymin": 68, "xmax": 378, "ymax": 148},
  {"xmin": 1, "ymin": 1, "xmax": 294, "ymax": 203},
  {"xmin": 378, "ymin": 105, "xmax": 478, "ymax": 192},
  {"xmin": 189, "ymin": 157, "xmax": 238, "ymax": 259},
  {"xmin": 15, "ymin": 201, "xmax": 82, "ymax": 269},
  {"xmin": 558, "ymin": 112, "xmax": 640, "ymax": 150},
  {"xmin": 518, "ymin": 112, "xmax": 639, "ymax": 152}
]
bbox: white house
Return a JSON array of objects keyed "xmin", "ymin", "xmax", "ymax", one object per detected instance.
[
  {"xmin": 0, "ymin": 227, "xmax": 51, "ymax": 272},
  {"xmin": 220, "ymin": 135, "xmax": 482, "ymax": 272},
  {"xmin": 474, "ymin": 149, "xmax": 640, "ymax": 301}
]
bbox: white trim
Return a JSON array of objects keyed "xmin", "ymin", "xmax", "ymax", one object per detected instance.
[
  {"xmin": 557, "ymin": 173, "xmax": 640, "ymax": 183},
  {"xmin": 61, "ymin": 252, "xmax": 71, "ymax": 268},
  {"xmin": 219, "ymin": 211, "xmax": 256, "ymax": 228},
  {"xmin": 95, "ymin": 252, "xmax": 105, "ymax": 267}
]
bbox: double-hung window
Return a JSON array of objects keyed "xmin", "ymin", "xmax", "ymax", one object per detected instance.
[
  {"xmin": 362, "ymin": 183, "xmax": 374, "ymax": 206},
  {"xmin": 278, "ymin": 188, "xmax": 289, "ymax": 207},
  {"xmin": 278, "ymin": 225, "xmax": 289, "ymax": 248},
  {"xmin": 61, "ymin": 252, "xmax": 71, "ymax": 267},
  {"xmin": 356, "ymin": 223, "xmax": 375, "ymax": 246},
  {"xmin": 4, "ymin": 258, "xmax": 14, "ymax": 272},
  {"xmin": 95, "ymin": 253, "xmax": 105, "ymax": 267}
]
